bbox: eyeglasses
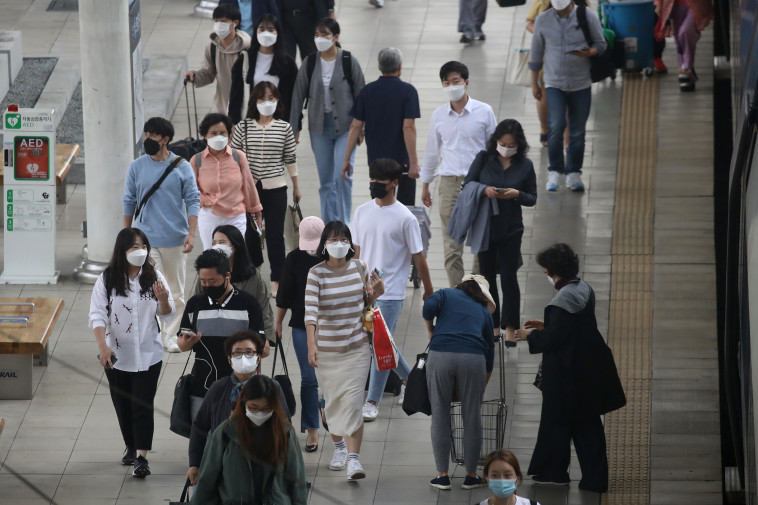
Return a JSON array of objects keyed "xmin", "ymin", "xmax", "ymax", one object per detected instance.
[
  {"xmin": 231, "ymin": 350, "xmax": 259, "ymax": 358},
  {"xmin": 247, "ymin": 406, "xmax": 273, "ymax": 413}
]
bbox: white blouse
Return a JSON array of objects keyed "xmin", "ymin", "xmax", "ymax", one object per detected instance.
[{"xmin": 89, "ymin": 270, "xmax": 175, "ymax": 372}]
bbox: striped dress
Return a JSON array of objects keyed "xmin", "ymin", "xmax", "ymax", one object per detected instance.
[
  {"xmin": 230, "ymin": 118, "xmax": 297, "ymax": 190},
  {"xmin": 304, "ymin": 259, "xmax": 368, "ymax": 352}
]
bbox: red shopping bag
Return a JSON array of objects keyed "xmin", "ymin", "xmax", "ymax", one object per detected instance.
[{"xmin": 371, "ymin": 306, "xmax": 399, "ymax": 371}]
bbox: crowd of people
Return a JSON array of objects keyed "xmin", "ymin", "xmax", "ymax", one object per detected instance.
[{"xmin": 85, "ymin": 1, "xmax": 639, "ymax": 502}]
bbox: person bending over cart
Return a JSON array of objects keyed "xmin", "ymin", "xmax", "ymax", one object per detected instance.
[{"xmin": 423, "ymin": 274, "xmax": 496, "ymax": 491}]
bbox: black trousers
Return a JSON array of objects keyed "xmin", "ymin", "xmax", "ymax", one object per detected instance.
[
  {"xmin": 282, "ymin": 13, "xmax": 317, "ymax": 61},
  {"xmin": 104, "ymin": 360, "xmax": 162, "ymax": 451},
  {"xmin": 477, "ymin": 235, "xmax": 521, "ymax": 329},
  {"xmin": 258, "ymin": 184, "xmax": 288, "ymax": 282},
  {"xmin": 528, "ymin": 410, "xmax": 609, "ymax": 493}
]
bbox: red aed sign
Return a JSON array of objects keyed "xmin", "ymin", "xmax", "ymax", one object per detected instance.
[{"xmin": 14, "ymin": 136, "xmax": 50, "ymax": 181}]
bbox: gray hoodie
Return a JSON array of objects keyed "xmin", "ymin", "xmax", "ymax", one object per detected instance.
[{"xmin": 192, "ymin": 31, "xmax": 252, "ymax": 114}]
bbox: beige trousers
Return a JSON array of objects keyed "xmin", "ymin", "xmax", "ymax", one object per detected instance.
[
  {"xmin": 150, "ymin": 245, "xmax": 187, "ymax": 347},
  {"xmin": 439, "ymin": 175, "xmax": 479, "ymax": 287}
]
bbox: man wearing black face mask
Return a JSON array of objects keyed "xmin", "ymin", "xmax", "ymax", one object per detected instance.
[{"xmin": 175, "ymin": 249, "xmax": 267, "ymax": 419}]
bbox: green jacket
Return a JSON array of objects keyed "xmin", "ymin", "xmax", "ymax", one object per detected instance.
[{"xmin": 191, "ymin": 420, "xmax": 307, "ymax": 505}]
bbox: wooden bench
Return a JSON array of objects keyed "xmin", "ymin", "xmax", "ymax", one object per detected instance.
[
  {"xmin": 0, "ymin": 297, "xmax": 64, "ymax": 399},
  {"xmin": 0, "ymin": 143, "xmax": 80, "ymax": 204}
]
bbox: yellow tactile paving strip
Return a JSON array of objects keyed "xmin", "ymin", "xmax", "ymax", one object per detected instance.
[{"xmin": 603, "ymin": 74, "xmax": 657, "ymax": 505}]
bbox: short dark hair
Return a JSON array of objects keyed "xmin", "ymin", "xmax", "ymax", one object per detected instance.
[
  {"xmin": 455, "ymin": 280, "xmax": 490, "ymax": 309},
  {"xmin": 314, "ymin": 17, "xmax": 340, "ymax": 36},
  {"xmin": 199, "ymin": 113, "xmax": 233, "ymax": 137},
  {"xmin": 486, "ymin": 119, "xmax": 529, "ymax": 160},
  {"xmin": 439, "ymin": 60, "xmax": 469, "ymax": 81},
  {"xmin": 246, "ymin": 81, "xmax": 283, "ymax": 120},
  {"xmin": 143, "ymin": 117, "xmax": 174, "ymax": 142},
  {"xmin": 536, "ymin": 243, "xmax": 580, "ymax": 279},
  {"xmin": 213, "ymin": 4, "xmax": 241, "ymax": 22},
  {"xmin": 223, "ymin": 329, "xmax": 266, "ymax": 357},
  {"xmin": 369, "ymin": 158, "xmax": 402, "ymax": 182},
  {"xmin": 317, "ymin": 221, "xmax": 356, "ymax": 261},
  {"xmin": 195, "ymin": 248, "xmax": 231, "ymax": 276}
]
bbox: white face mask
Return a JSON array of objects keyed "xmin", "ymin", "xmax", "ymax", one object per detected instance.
[
  {"xmin": 314, "ymin": 36, "xmax": 334, "ymax": 52},
  {"xmin": 213, "ymin": 21, "xmax": 232, "ymax": 39},
  {"xmin": 497, "ymin": 145, "xmax": 519, "ymax": 158},
  {"xmin": 231, "ymin": 354, "xmax": 258, "ymax": 375},
  {"xmin": 443, "ymin": 84, "xmax": 466, "ymax": 102},
  {"xmin": 547, "ymin": 275, "xmax": 556, "ymax": 287},
  {"xmin": 550, "ymin": 0, "xmax": 572, "ymax": 10},
  {"xmin": 212, "ymin": 244, "xmax": 233, "ymax": 258},
  {"xmin": 246, "ymin": 409, "xmax": 273, "ymax": 426},
  {"xmin": 126, "ymin": 249, "xmax": 148, "ymax": 267},
  {"xmin": 257, "ymin": 31, "xmax": 277, "ymax": 47},
  {"xmin": 207, "ymin": 135, "xmax": 228, "ymax": 151},
  {"xmin": 325, "ymin": 241, "xmax": 351, "ymax": 259},
  {"xmin": 256, "ymin": 100, "xmax": 277, "ymax": 117}
]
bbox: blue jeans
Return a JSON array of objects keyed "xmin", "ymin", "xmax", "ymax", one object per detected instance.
[
  {"xmin": 367, "ymin": 299, "xmax": 413, "ymax": 403},
  {"xmin": 546, "ymin": 86, "xmax": 592, "ymax": 174},
  {"xmin": 310, "ymin": 113, "xmax": 355, "ymax": 224},
  {"xmin": 291, "ymin": 327, "xmax": 320, "ymax": 431}
]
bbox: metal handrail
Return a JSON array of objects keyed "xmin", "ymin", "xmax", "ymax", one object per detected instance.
[{"xmin": 0, "ymin": 302, "xmax": 36, "ymax": 313}]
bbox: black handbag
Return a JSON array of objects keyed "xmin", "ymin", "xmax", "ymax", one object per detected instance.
[
  {"xmin": 168, "ymin": 478, "xmax": 191, "ymax": 504},
  {"xmin": 576, "ymin": 4, "xmax": 615, "ymax": 82},
  {"xmin": 271, "ymin": 341, "xmax": 297, "ymax": 416},
  {"xmin": 169, "ymin": 350, "xmax": 194, "ymax": 438},
  {"xmin": 402, "ymin": 346, "xmax": 432, "ymax": 416},
  {"xmin": 245, "ymin": 214, "xmax": 265, "ymax": 268}
]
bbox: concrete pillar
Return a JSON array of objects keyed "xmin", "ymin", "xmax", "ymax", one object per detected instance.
[{"xmin": 74, "ymin": 0, "xmax": 136, "ymax": 282}]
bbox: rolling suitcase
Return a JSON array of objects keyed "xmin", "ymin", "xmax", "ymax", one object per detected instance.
[{"xmin": 168, "ymin": 79, "xmax": 206, "ymax": 158}]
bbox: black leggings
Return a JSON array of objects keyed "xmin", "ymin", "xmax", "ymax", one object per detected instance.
[
  {"xmin": 258, "ymin": 184, "xmax": 288, "ymax": 282},
  {"xmin": 477, "ymin": 236, "xmax": 521, "ymax": 330},
  {"xmin": 104, "ymin": 361, "xmax": 162, "ymax": 451}
]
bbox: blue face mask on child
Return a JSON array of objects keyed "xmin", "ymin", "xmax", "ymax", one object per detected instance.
[{"xmin": 488, "ymin": 478, "xmax": 517, "ymax": 498}]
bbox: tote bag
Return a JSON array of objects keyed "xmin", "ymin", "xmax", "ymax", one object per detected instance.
[
  {"xmin": 507, "ymin": 30, "xmax": 532, "ymax": 87},
  {"xmin": 169, "ymin": 351, "xmax": 193, "ymax": 438},
  {"xmin": 371, "ymin": 306, "xmax": 399, "ymax": 371},
  {"xmin": 284, "ymin": 202, "xmax": 303, "ymax": 251},
  {"xmin": 401, "ymin": 346, "xmax": 432, "ymax": 416}
]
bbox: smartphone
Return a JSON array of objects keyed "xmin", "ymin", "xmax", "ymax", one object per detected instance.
[
  {"xmin": 373, "ymin": 267, "xmax": 384, "ymax": 278},
  {"xmin": 180, "ymin": 328, "xmax": 197, "ymax": 338},
  {"xmin": 97, "ymin": 354, "xmax": 118, "ymax": 368},
  {"xmin": 496, "ymin": 188, "xmax": 506, "ymax": 193}
]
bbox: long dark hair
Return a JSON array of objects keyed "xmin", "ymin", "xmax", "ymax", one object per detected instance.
[
  {"xmin": 317, "ymin": 221, "xmax": 356, "ymax": 261},
  {"xmin": 245, "ymin": 80, "xmax": 284, "ymax": 120},
  {"xmin": 228, "ymin": 375, "xmax": 289, "ymax": 466},
  {"xmin": 249, "ymin": 14, "xmax": 289, "ymax": 76},
  {"xmin": 486, "ymin": 119, "xmax": 529, "ymax": 160},
  {"xmin": 104, "ymin": 228, "xmax": 158, "ymax": 297},
  {"xmin": 212, "ymin": 225, "xmax": 253, "ymax": 284},
  {"xmin": 455, "ymin": 280, "xmax": 490, "ymax": 308}
]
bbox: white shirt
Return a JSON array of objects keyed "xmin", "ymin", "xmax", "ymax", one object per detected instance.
[
  {"xmin": 253, "ymin": 51, "xmax": 280, "ymax": 88},
  {"xmin": 321, "ymin": 57, "xmax": 336, "ymax": 113},
  {"xmin": 351, "ymin": 200, "xmax": 423, "ymax": 301},
  {"xmin": 89, "ymin": 270, "xmax": 175, "ymax": 372},
  {"xmin": 478, "ymin": 496, "xmax": 537, "ymax": 505},
  {"xmin": 420, "ymin": 96, "xmax": 497, "ymax": 184}
]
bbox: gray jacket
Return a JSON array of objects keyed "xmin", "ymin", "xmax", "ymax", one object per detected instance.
[
  {"xmin": 446, "ymin": 181, "xmax": 499, "ymax": 254},
  {"xmin": 289, "ymin": 48, "xmax": 365, "ymax": 136}
]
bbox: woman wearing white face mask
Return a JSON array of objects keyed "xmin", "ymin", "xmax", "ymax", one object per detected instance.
[
  {"xmin": 463, "ymin": 119, "xmax": 537, "ymax": 343},
  {"xmin": 191, "ymin": 113, "xmax": 263, "ymax": 251},
  {"xmin": 88, "ymin": 228, "xmax": 175, "ymax": 478},
  {"xmin": 303, "ymin": 222, "xmax": 384, "ymax": 480},
  {"xmin": 191, "ymin": 374, "xmax": 306, "ymax": 505},
  {"xmin": 231, "ymin": 80, "xmax": 300, "ymax": 297},
  {"xmin": 228, "ymin": 15, "xmax": 298, "ymax": 125}
]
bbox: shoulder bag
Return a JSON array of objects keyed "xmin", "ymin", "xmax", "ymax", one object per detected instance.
[
  {"xmin": 402, "ymin": 343, "xmax": 432, "ymax": 416},
  {"xmin": 576, "ymin": 3, "xmax": 615, "ymax": 83},
  {"xmin": 271, "ymin": 341, "xmax": 297, "ymax": 416},
  {"xmin": 169, "ymin": 308, "xmax": 198, "ymax": 438},
  {"xmin": 506, "ymin": 29, "xmax": 532, "ymax": 87}
]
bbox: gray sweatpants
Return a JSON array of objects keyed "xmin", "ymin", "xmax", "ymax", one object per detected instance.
[
  {"xmin": 427, "ymin": 350, "xmax": 486, "ymax": 473},
  {"xmin": 458, "ymin": 0, "xmax": 488, "ymax": 36}
]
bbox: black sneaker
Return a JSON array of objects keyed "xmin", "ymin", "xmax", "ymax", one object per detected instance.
[
  {"xmin": 121, "ymin": 447, "xmax": 136, "ymax": 466},
  {"xmin": 461, "ymin": 475, "xmax": 487, "ymax": 489},
  {"xmin": 132, "ymin": 456, "xmax": 151, "ymax": 478},
  {"xmin": 430, "ymin": 475, "xmax": 452, "ymax": 490},
  {"xmin": 460, "ymin": 34, "xmax": 473, "ymax": 43},
  {"xmin": 532, "ymin": 475, "xmax": 570, "ymax": 485}
]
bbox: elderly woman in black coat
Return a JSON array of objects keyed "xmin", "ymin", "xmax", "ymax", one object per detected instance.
[{"xmin": 514, "ymin": 243, "xmax": 625, "ymax": 494}]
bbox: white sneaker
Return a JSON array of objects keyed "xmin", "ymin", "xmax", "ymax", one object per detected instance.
[
  {"xmin": 347, "ymin": 458, "xmax": 366, "ymax": 480},
  {"xmin": 362, "ymin": 401, "xmax": 378, "ymax": 421},
  {"xmin": 546, "ymin": 171, "xmax": 560, "ymax": 192},
  {"xmin": 398, "ymin": 383, "xmax": 406, "ymax": 406},
  {"xmin": 165, "ymin": 335, "xmax": 181, "ymax": 353},
  {"xmin": 329, "ymin": 447, "xmax": 348, "ymax": 471},
  {"xmin": 566, "ymin": 172, "xmax": 585, "ymax": 191}
]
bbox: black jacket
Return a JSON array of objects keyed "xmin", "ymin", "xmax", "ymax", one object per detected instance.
[{"xmin": 228, "ymin": 50, "xmax": 299, "ymax": 124}]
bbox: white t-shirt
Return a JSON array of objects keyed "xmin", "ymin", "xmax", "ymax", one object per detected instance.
[
  {"xmin": 350, "ymin": 200, "xmax": 423, "ymax": 301},
  {"xmin": 478, "ymin": 496, "xmax": 536, "ymax": 505},
  {"xmin": 321, "ymin": 57, "xmax": 336, "ymax": 113},
  {"xmin": 253, "ymin": 51, "xmax": 280, "ymax": 88}
]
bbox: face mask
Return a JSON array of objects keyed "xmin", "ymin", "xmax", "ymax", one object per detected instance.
[
  {"xmin": 325, "ymin": 241, "xmax": 351, "ymax": 259},
  {"xmin": 231, "ymin": 355, "xmax": 258, "ymax": 375},
  {"xmin": 212, "ymin": 244, "xmax": 233, "ymax": 258},
  {"xmin": 551, "ymin": 0, "xmax": 572, "ymax": 10},
  {"xmin": 488, "ymin": 479, "xmax": 517, "ymax": 498},
  {"xmin": 214, "ymin": 21, "xmax": 232, "ymax": 39},
  {"xmin": 256, "ymin": 100, "xmax": 277, "ymax": 117},
  {"xmin": 126, "ymin": 249, "xmax": 148, "ymax": 267},
  {"xmin": 443, "ymin": 84, "xmax": 466, "ymax": 102},
  {"xmin": 369, "ymin": 181, "xmax": 389, "ymax": 199},
  {"xmin": 497, "ymin": 145, "xmax": 519, "ymax": 158},
  {"xmin": 203, "ymin": 279, "xmax": 228, "ymax": 300},
  {"xmin": 547, "ymin": 275, "xmax": 556, "ymax": 287},
  {"xmin": 207, "ymin": 135, "xmax": 228, "ymax": 151},
  {"xmin": 314, "ymin": 36, "xmax": 334, "ymax": 52},
  {"xmin": 143, "ymin": 138, "xmax": 161, "ymax": 156},
  {"xmin": 246, "ymin": 409, "xmax": 273, "ymax": 426},
  {"xmin": 257, "ymin": 31, "xmax": 277, "ymax": 47}
]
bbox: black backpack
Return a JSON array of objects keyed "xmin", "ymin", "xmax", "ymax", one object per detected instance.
[
  {"xmin": 302, "ymin": 50, "xmax": 355, "ymax": 109},
  {"xmin": 576, "ymin": 4, "xmax": 616, "ymax": 83}
]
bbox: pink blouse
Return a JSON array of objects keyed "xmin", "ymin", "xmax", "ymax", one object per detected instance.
[{"xmin": 191, "ymin": 146, "xmax": 262, "ymax": 218}]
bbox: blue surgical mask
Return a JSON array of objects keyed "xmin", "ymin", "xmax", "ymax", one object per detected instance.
[{"xmin": 488, "ymin": 478, "xmax": 517, "ymax": 498}]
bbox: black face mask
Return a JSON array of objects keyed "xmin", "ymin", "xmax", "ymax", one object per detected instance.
[
  {"xmin": 370, "ymin": 181, "xmax": 389, "ymax": 199},
  {"xmin": 144, "ymin": 138, "xmax": 161, "ymax": 156},
  {"xmin": 203, "ymin": 280, "xmax": 228, "ymax": 300}
]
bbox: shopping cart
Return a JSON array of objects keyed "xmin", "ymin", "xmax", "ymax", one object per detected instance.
[
  {"xmin": 450, "ymin": 336, "xmax": 507, "ymax": 467},
  {"xmin": 406, "ymin": 206, "xmax": 431, "ymax": 289}
]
